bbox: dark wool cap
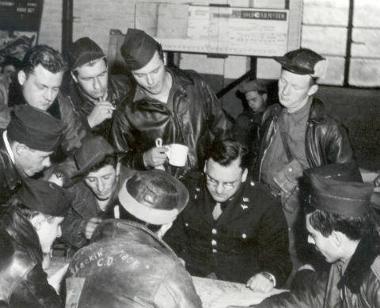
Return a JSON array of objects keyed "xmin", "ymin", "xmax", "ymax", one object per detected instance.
[
  {"xmin": 309, "ymin": 174, "xmax": 373, "ymax": 218},
  {"xmin": 275, "ymin": 48, "xmax": 325, "ymax": 75},
  {"xmin": 304, "ymin": 162, "xmax": 363, "ymax": 183},
  {"xmin": 17, "ymin": 179, "xmax": 71, "ymax": 217},
  {"xmin": 240, "ymin": 80, "xmax": 267, "ymax": 94},
  {"xmin": 68, "ymin": 37, "xmax": 105, "ymax": 70},
  {"xmin": 120, "ymin": 28, "xmax": 160, "ymax": 71},
  {"xmin": 7, "ymin": 105, "xmax": 64, "ymax": 152},
  {"xmin": 72, "ymin": 135, "xmax": 115, "ymax": 178},
  {"xmin": 118, "ymin": 170, "xmax": 189, "ymax": 225}
]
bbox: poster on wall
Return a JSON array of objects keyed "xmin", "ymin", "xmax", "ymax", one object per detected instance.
[
  {"xmin": 0, "ymin": 0, "xmax": 43, "ymax": 61},
  {"xmin": 136, "ymin": 3, "xmax": 289, "ymax": 57}
]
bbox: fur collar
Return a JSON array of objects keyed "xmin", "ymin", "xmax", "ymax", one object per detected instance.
[{"xmin": 338, "ymin": 232, "xmax": 380, "ymax": 293}]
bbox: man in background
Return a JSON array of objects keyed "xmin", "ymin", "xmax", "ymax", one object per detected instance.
[{"xmin": 234, "ymin": 79, "xmax": 268, "ymax": 164}]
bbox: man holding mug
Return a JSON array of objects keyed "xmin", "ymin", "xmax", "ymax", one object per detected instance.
[{"xmin": 112, "ymin": 28, "xmax": 232, "ymax": 177}]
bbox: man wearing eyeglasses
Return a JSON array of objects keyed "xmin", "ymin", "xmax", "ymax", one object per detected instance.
[{"xmin": 164, "ymin": 139, "xmax": 291, "ymax": 292}]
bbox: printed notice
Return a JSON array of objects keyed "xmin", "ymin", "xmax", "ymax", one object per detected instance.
[{"xmin": 151, "ymin": 4, "xmax": 289, "ymax": 57}]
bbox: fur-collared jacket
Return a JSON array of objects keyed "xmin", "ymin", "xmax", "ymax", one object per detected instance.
[{"xmin": 250, "ymin": 232, "xmax": 380, "ymax": 308}]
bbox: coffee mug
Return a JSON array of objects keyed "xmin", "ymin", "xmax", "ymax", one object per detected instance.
[{"xmin": 166, "ymin": 143, "xmax": 189, "ymax": 167}]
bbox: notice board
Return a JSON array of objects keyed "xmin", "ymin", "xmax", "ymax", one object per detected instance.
[
  {"xmin": 0, "ymin": 0, "xmax": 43, "ymax": 31},
  {"xmin": 136, "ymin": 3, "xmax": 289, "ymax": 57}
]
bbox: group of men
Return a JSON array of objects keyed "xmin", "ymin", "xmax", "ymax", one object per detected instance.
[{"xmin": 0, "ymin": 26, "xmax": 379, "ymax": 308}]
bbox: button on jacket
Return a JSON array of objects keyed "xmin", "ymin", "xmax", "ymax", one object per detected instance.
[{"xmin": 164, "ymin": 171, "xmax": 291, "ymax": 286}]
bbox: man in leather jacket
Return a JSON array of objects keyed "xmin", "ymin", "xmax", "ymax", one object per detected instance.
[
  {"xmin": 0, "ymin": 105, "xmax": 64, "ymax": 206},
  {"xmin": 112, "ymin": 29, "xmax": 232, "ymax": 177},
  {"xmin": 254, "ymin": 48, "xmax": 354, "ymax": 270},
  {"xmin": 66, "ymin": 170, "xmax": 202, "ymax": 308},
  {"xmin": 10, "ymin": 45, "xmax": 89, "ymax": 159},
  {"xmin": 0, "ymin": 179, "xmax": 71, "ymax": 308},
  {"xmin": 230, "ymin": 167, "xmax": 380, "ymax": 308},
  {"xmin": 64, "ymin": 37, "xmax": 132, "ymax": 141}
]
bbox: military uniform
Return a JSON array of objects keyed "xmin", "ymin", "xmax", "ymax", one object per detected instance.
[{"xmin": 164, "ymin": 171, "xmax": 291, "ymax": 286}]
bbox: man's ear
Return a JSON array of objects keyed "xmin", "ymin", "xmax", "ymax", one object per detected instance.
[
  {"xmin": 308, "ymin": 84, "xmax": 319, "ymax": 96},
  {"xmin": 13, "ymin": 142, "xmax": 28, "ymax": 156},
  {"xmin": 331, "ymin": 230, "xmax": 344, "ymax": 247},
  {"xmin": 242, "ymin": 168, "xmax": 248, "ymax": 183},
  {"xmin": 18, "ymin": 70, "xmax": 26, "ymax": 86},
  {"xmin": 262, "ymin": 93, "xmax": 268, "ymax": 104},
  {"xmin": 71, "ymin": 71, "xmax": 78, "ymax": 83},
  {"xmin": 203, "ymin": 161, "xmax": 208, "ymax": 173},
  {"xmin": 29, "ymin": 213, "xmax": 45, "ymax": 230}
]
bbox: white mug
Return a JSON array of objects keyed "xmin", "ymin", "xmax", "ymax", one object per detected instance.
[{"xmin": 166, "ymin": 143, "xmax": 189, "ymax": 167}]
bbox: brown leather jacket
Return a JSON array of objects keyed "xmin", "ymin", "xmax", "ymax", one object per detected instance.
[
  {"xmin": 112, "ymin": 67, "xmax": 232, "ymax": 175},
  {"xmin": 66, "ymin": 219, "xmax": 202, "ymax": 308},
  {"xmin": 255, "ymin": 98, "xmax": 354, "ymax": 181}
]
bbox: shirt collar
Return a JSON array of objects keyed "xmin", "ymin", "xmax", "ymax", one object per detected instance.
[{"xmin": 3, "ymin": 130, "xmax": 15, "ymax": 163}]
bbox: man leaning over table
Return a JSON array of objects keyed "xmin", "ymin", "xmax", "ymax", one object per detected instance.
[
  {"xmin": 229, "ymin": 165, "xmax": 380, "ymax": 308},
  {"xmin": 164, "ymin": 138, "xmax": 291, "ymax": 292}
]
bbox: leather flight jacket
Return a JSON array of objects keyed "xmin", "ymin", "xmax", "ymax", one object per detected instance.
[
  {"xmin": 66, "ymin": 219, "xmax": 202, "ymax": 308},
  {"xmin": 65, "ymin": 74, "xmax": 133, "ymax": 142},
  {"xmin": 255, "ymin": 98, "xmax": 354, "ymax": 182},
  {"xmin": 112, "ymin": 67, "xmax": 232, "ymax": 175},
  {"xmin": 0, "ymin": 136, "xmax": 22, "ymax": 207}
]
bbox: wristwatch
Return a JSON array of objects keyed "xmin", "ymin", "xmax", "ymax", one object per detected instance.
[{"xmin": 261, "ymin": 271, "xmax": 276, "ymax": 287}]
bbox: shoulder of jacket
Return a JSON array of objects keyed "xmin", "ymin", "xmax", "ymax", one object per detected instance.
[
  {"xmin": 370, "ymin": 255, "xmax": 380, "ymax": 281},
  {"xmin": 182, "ymin": 171, "xmax": 203, "ymax": 189}
]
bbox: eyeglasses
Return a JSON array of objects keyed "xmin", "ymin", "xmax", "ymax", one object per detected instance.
[{"xmin": 205, "ymin": 173, "xmax": 241, "ymax": 190}]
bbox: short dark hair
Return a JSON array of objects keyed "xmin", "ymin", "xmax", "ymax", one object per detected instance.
[
  {"xmin": 72, "ymin": 57, "xmax": 108, "ymax": 78},
  {"xmin": 86, "ymin": 154, "xmax": 117, "ymax": 175},
  {"xmin": 305, "ymin": 206, "xmax": 376, "ymax": 241},
  {"xmin": 21, "ymin": 45, "xmax": 67, "ymax": 75},
  {"xmin": 1, "ymin": 56, "xmax": 21, "ymax": 71},
  {"xmin": 205, "ymin": 138, "xmax": 250, "ymax": 170}
]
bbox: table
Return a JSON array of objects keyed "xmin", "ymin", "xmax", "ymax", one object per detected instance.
[
  {"xmin": 192, "ymin": 276, "xmax": 287, "ymax": 308},
  {"xmin": 47, "ymin": 257, "xmax": 287, "ymax": 307}
]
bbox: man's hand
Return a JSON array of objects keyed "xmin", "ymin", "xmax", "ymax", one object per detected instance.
[
  {"xmin": 84, "ymin": 217, "xmax": 102, "ymax": 240},
  {"xmin": 143, "ymin": 146, "xmax": 168, "ymax": 168},
  {"xmin": 246, "ymin": 272, "xmax": 275, "ymax": 293},
  {"xmin": 87, "ymin": 101, "xmax": 115, "ymax": 128}
]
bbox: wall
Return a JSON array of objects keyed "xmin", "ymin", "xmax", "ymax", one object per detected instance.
[{"xmin": 38, "ymin": 0, "xmax": 380, "ymax": 168}]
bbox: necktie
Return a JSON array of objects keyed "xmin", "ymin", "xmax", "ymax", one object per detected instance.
[{"xmin": 212, "ymin": 202, "xmax": 223, "ymax": 220}]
